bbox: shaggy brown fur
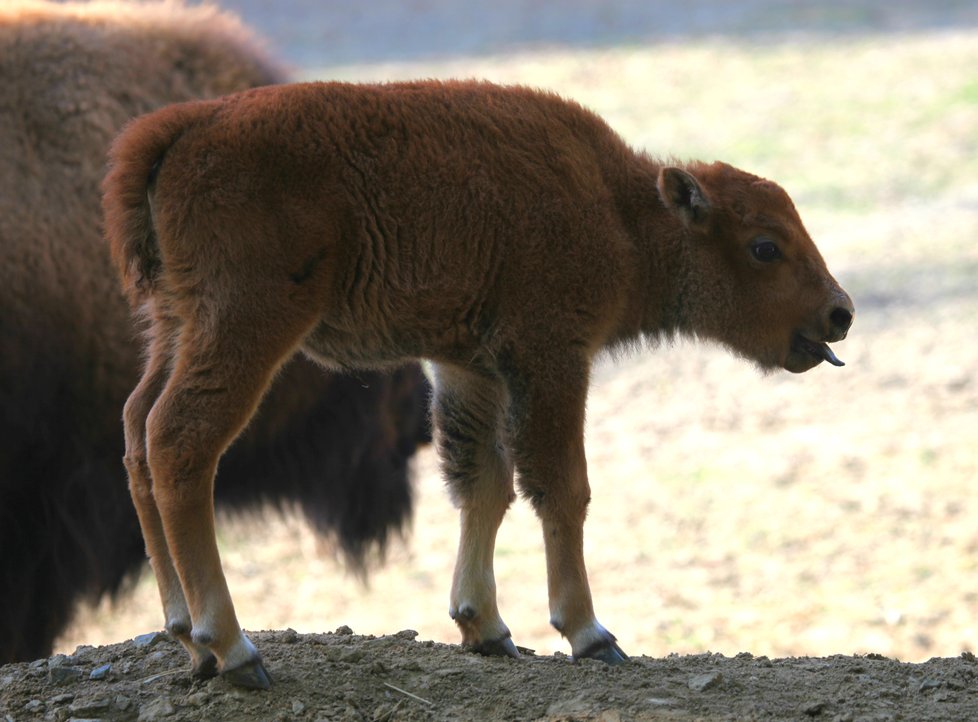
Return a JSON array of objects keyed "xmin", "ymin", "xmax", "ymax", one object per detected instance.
[
  {"xmin": 0, "ymin": 3, "xmax": 429, "ymax": 664},
  {"xmin": 103, "ymin": 80, "xmax": 854, "ymax": 687}
]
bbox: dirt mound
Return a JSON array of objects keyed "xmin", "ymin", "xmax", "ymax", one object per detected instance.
[{"xmin": 3, "ymin": 629, "xmax": 977, "ymax": 720}]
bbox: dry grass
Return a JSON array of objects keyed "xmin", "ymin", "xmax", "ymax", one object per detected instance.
[{"xmin": 60, "ymin": 29, "xmax": 978, "ymax": 663}]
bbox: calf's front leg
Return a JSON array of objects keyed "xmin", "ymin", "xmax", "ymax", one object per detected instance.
[{"xmin": 505, "ymin": 355, "xmax": 627, "ymax": 664}]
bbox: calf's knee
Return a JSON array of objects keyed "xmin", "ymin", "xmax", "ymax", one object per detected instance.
[{"xmin": 144, "ymin": 403, "xmax": 220, "ymax": 503}]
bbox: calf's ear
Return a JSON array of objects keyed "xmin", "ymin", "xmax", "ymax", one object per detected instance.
[{"xmin": 657, "ymin": 167, "xmax": 711, "ymax": 228}]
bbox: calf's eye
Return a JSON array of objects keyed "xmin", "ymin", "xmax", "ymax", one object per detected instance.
[{"xmin": 750, "ymin": 238, "xmax": 782, "ymax": 263}]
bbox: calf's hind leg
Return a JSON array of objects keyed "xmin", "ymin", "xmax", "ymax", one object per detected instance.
[
  {"xmin": 432, "ymin": 364, "xmax": 518, "ymax": 656},
  {"xmin": 142, "ymin": 291, "xmax": 321, "ymax": 689},
  {"xmin": 122, "ymin": 310, "xmax": 217, "ymax": 678}
]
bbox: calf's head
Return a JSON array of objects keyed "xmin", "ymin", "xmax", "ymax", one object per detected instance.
[{"xmin": 658, "ymin": 162, "xmax": 853, "ymax": 373}]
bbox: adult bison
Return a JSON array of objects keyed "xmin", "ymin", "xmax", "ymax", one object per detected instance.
[
  {"xmin": 0, "ymin": 1, "xmax": 430, "ymax": 665},
  {"xmin": 104, "ymin": 79, "xmax": 853, "ymax": 687}
]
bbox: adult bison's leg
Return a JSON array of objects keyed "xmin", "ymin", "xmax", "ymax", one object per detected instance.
[
  {"xmin": 144, "ymin": 290, "xmax": 320, "ymax": 689},
  {"xmin": 504, "ymin": 351, "xmax": 627, "ymax": 664},
  {"xmin": 122, "ymin": 309, "xmax": 218, "ymax": 678},
  {"xmin": 432, "ymin": 364, "xmax": 518, "ymax": 656}
]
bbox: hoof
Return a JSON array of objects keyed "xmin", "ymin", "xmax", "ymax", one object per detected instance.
[
  {"xmin": 575, "ymin": 638, "xmax": 629, "ymax": 665},
  {"xmin": 221, "ymin": 657, "xmax": 272, "ymax": 690},
  {"xmin": 471, "ymin": 635, "xmax": 521, "ymax": 659},
  {"xmin": 191, "ymin": 652, "xmax": 218, "ymax": 680}
]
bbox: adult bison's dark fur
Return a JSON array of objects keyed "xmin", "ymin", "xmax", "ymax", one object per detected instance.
[{"xmin": 0, "ymin": 1, "xmax": 430, "ymax": 665}]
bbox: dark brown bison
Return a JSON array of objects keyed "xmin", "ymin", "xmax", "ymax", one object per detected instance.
[
  {"xmin": 103, "ymin": 79, "xmax": 853, "ymax": 687},
  {"xmin": 0, "ymin": 2, "xmax": 430, "ymax": 665}
]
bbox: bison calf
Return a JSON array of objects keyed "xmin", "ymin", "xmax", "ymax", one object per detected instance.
[{"xmin": 103, "ymin": 80, "xmax": 853, "ymax": 687}]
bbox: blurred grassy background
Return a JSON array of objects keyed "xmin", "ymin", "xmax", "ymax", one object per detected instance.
[{"xmin": 61, "ymin": 1, "xmax": 977, "ymax": 663}]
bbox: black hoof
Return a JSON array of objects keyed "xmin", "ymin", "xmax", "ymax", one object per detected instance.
[
  {"xmin": 191, "ymin": 652, "xmax": 219, "ymax": 680},
  {"xmin": 221, "ymin": 657, "xmax": 272, "ymax": 690},
  {"xmin": 471, "ymin": 635, "xmax": 521, "ymax": 659},
  {"xmin": 575, "ymin": 638, "xmax": 629, "ymax": 665}
]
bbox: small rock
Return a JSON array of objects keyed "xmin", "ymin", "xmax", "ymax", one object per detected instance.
[
  {"xmin": 48, "ymin": 654, "xmax": 70, "ymax": 668},
  {"xmin": 69, "ymin": 696, "xmax": 112, "ymax": 716},
  {"xmin": 545, "ymin": 694, "xmax": 593, "ymax": 717},
  {"xmin": 137, "ymin": 695, "xmax": 175, "ymax": 721},
  {"xmin": 49, "ymin": 693, "xmax": 75, "ymax": 705},
  {"xmin": 433, "ymin": 667, "xmax": 466, "ymax": 677},
  {"xmin": 29, "ymin": 659, "xmax": 48, "ymax": 670},
  {"xmin": 803, "ymin": 700, "xmax": 828, "ymax": 716},
  {"xmin": 334, "ymin": 625, "xmax": 353, "ymax": 635},
  {"xmin": 688, "ymin": 671, "xmax": 723, "ymax": 692},
  {"xmin": 281, "ymin": 628, "xmax": 299, "ymax": 644},
  {"xmin": 133, "ymin": 631, "xmax": 166, "ymax": 648},
  {"xmin": 115, "ymin": 696, "xmax": 133, "ymax": 711},
  {"xmin": 1, "ymin": 674, "xmax": 15, "ymax": 689},
  {"xmin": 339, "ymin": 649, "xmax": 365, "ymax": 664},
  {"xmin": 89, "ymin": 664, "xmax": 112, "ymax": 681},
  {"xmin": 395, "ymin": 629, "xmax": 418, "ymax": 640},
  {"xmin": 184, "ymin": 691, "xmax": 211, "ymax": 707},
  {"xmin": 145, "ymin": 650, "xmax": 168, "ymax": 666},
  {"xmin": 292, "ymin": 700, "xmax": 306, "ymax": 714},
  {"xmin": 918, "ymin": 678, "xmax": 942, "ymax": 692},
  {"xmin": 49, "ymin": 666, "xmax": 84, "ymax": 685},
  {"xmin": 23, "ymin": 700, "xmax": 44, "ymax": 713}
]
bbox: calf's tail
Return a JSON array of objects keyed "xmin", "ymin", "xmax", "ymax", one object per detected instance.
[{"xmin": 101, "ymin": 101, "xmax": 214, "ymax": 303}]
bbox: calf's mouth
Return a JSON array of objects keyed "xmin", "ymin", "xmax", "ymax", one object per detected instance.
[{"xmin": 791, "ymin": 332, "xmax": 845, "ymax": 367}]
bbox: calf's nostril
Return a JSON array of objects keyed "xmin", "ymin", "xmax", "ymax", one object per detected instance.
[{"xmin": 830, "ymin": 306, "xmax": 853, "ymax": 332}]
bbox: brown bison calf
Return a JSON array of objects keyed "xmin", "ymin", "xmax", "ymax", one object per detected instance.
[
  {"xmin": 103, "ymin": 80, "xmax": 853, "ymax": 687},
  {"xmin": 0, "ymin": 2, "xmax": 429, "ymax": 664}
]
